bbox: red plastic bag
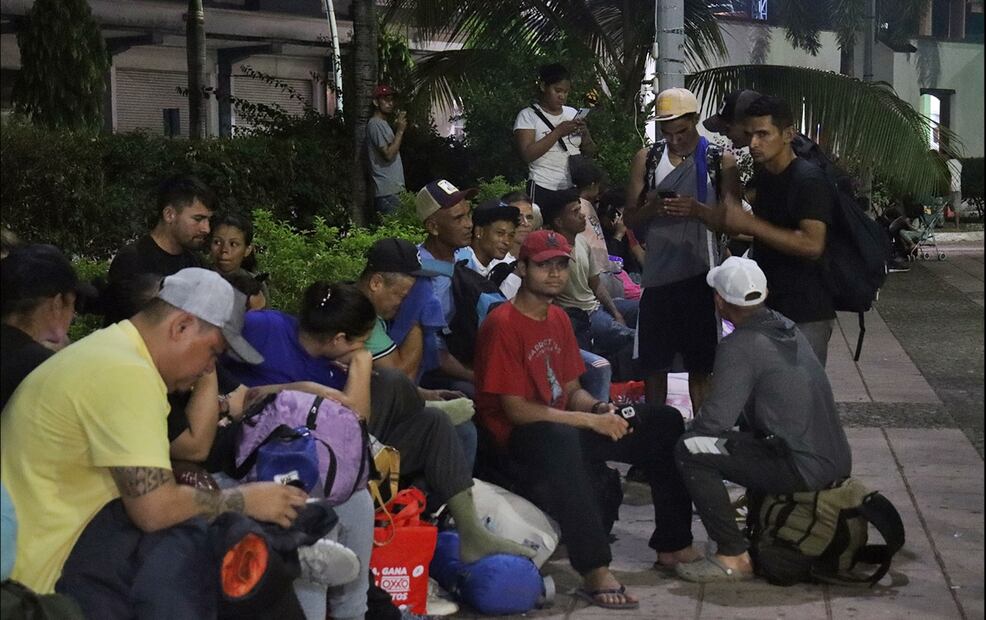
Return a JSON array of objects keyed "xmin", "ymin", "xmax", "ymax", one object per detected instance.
[{"xmin": 370, "ymin": 487, "xmax": 437, "ymax": 614}]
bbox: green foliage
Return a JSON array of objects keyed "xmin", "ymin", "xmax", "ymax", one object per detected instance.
[
  {"xmin": 249, "ymin": 207, "xmax": 428, "ymax": 313},
  {"xmin": 13, "ymin": 0, "xmax": 109, "ymax": 131},
  {"xmin": 453, "ymin": 38, "xmax": 642, "ymax": 189},
  {"xmin": 473, "ymin": 177, "xmax": 526, "ymax": 203},
  {"xmin": 0, "ymin": 121, "xmax": 352, "ymax": 258}
]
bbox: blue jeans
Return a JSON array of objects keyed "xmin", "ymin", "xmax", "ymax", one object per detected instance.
[
  {"xmin": 587, "ymin": 298, "xmax": 639, "ymax": 358},
  {"xmin": 580, "ymin": 349, "xmax": 612, "ymax": 403},
  {"xmin": 374, "ymin": 194, "xmax": 402, "ymax": 215}
]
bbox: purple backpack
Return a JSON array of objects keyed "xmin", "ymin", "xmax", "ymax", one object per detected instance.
[{"xmin": 234, "ymin": 390, "xmax": 371, "ymax": 506}]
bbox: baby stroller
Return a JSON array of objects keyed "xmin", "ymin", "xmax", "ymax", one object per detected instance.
[{"xmin": 901, "ymin": 197, "xmax": 947, "ymax": 262}]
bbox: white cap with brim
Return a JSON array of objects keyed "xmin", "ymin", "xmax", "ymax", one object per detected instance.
[
  {"xmin": 157, "ymin": 268, "xmax": 264, "ymax": 364},
  {"xmin": 706, "ymin": 256, "xmax": 768, "ymax": 307}
]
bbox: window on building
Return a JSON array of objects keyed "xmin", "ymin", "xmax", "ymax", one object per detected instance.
[
  {"xmin": 920, "ymin": 89, "xmax": 955, "ymax": 151},
  {"xmin": 710, "ymin": 0, "xmax": 768, "ymax": 21}
]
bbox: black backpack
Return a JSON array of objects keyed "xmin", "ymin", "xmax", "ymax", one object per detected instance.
[
  {"xmin": 791, "ymin": 135, "xmax": 892, "ymax": 360},
  {"xmin": 445, "ymin": 260, "xmax": 507, "ymax": 365}
]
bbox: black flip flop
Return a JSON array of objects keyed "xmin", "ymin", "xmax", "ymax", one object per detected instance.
[{"xmin": 573, "ymin": 585, "xmax": 640, "ymax": 610}]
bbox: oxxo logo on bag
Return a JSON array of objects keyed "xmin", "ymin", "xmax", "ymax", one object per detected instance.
[{"xmin": 371, "ymin": 565, "xmax": 426, "ymax": 603}]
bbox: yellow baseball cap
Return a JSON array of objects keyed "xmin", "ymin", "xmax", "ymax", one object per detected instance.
[{"xmin": 654, "ymin": 87, "xmax": 699, "ymax": 122}]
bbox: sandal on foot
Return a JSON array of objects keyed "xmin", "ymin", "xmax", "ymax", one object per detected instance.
[
  {"xmin": 573, "ymin": 585, "xmax": 640, "ymax": 610},
  {"xmin": 675, "ymin": 555, "xmax": 754, "ymax": 583}
]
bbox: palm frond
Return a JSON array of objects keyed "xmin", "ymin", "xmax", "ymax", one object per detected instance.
[
  {"xmin": 684, "ymin": 0, "xmax": 728, "ymax": 68},
  {"xmin": 688, "ymin": 65, "xmax": 962, "ymax": 198},
  {"xmin": 406, "ymin": 48, "xmax": 507, "ymax": 111}
]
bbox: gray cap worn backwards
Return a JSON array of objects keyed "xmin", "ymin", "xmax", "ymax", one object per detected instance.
[{"xmin": 157, "ymin": 267, "xmax": 264, "ymax": 364}]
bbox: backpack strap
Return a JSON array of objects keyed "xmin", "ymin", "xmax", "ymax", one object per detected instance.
[
  {"xmin": 528, "ymin": 104, "xmax": 569, "ymax": 153},
  {"xmin": 230, "ymin": 424, "xmax": 301, "ymax": 480},
  {"xmin": 811, "ymin": 491, "xmax": 905, "ymax": 587},
  {"xmin": 854, "ymin": 312, "xmax": 866, "ymax": 362},
  {"xmin": 305, "ymin": 396, "xmax": 323, "ymax": 429}
]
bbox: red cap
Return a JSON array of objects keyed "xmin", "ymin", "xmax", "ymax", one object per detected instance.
[
  {"xmin": 373, "ymin": 84, "xmax": 397, "ymax": 98},
  {"xmin": 519, "ymin": 230, "xmax": 572, "ymax": 263}
]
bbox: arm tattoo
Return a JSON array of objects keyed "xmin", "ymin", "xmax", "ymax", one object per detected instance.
[
  {"xmin": 193, "ymin": 487, "xmax": 246, "ymax": 521},
  {"xmin": 110, "ymin": 467, "xmax": 173, "ymax": 498}
]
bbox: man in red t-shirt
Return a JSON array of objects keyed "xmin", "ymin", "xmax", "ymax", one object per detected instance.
[{"xmin": 475, "ymin": 230, "xmax": 700, "ymax": 611}]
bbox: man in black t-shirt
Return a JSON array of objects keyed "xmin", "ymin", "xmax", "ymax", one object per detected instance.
[
  {"xmin": 664, "ymin": 95, "xmax": 835, "ymax": 366},
  {"xmin": 103, "ymin": 176, "xmax": 216, "ymax": 324}
]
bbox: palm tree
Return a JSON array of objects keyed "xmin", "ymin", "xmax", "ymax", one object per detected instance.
[
  {"xmin": 384, "ymin": 0, "xmax": 954, "ymax": 199},
  {"xmin": 349, "ymin": 0, "xmax": 379, "ymax": 226},
  {"xmin": 384, "ymin": 0, "xmax": 725, "ymax": 114}
]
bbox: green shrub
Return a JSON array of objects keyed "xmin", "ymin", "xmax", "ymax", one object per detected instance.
[{"xmin": 1, "ymin": 120, "xmax": 353, "ymax": 258}]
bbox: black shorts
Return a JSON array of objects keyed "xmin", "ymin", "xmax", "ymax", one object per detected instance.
[{"xmin": 635, "ymin": 273, "xmax": 718, "ymax": 374}]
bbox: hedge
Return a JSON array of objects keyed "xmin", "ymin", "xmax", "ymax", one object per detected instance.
[{"xmin": 1, "ymin": 118, "xmax": 354, "ymax": 259}]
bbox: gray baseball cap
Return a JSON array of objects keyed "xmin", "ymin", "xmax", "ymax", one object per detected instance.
[{"xmin": 157, "ymin": 267, "xmax": 264, "ymax": 364}]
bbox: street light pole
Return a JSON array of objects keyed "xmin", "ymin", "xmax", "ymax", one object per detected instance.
[{"xmin": 322, "ymin": 0, "xmax": 344, "ymax": 117}]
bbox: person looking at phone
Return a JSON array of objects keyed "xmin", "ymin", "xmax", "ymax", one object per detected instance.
[
  {"xmin": 624, "ymin": 88, "xmax": 741, "ymax": 413},
  {"xmin": 474, "ymin": 230, "xmax": 700, "ymax": 611},
  {"xmin": 514, "ymin": 63, "xmax": 597, "ymax": 204},
  {"xmin": 367, "ymin": 84, "xmax": 407, "ymax": 216}
]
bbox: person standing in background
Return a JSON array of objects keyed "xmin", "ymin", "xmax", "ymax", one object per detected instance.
[
  {"xmin": 514, "ymin": 63, "xmax": 596, "ymax": 205},
  {"xmin": 367, "ymin": 84, "xmax": 407, "ymax": 216}
]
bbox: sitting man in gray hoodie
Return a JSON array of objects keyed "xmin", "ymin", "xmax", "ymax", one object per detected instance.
[{"xmin": 674, "ymin": 256, "xmax": 852, "ymax": 583}]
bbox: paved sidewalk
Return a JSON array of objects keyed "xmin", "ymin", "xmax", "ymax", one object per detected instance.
[{"xmin": 447, "ymin": 249, "xmax": 984, "ymax": 619}]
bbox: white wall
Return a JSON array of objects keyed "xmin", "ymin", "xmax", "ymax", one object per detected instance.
[{"xmin": 893, "ymin": 40, "xmax": 985, "ymax": 157}]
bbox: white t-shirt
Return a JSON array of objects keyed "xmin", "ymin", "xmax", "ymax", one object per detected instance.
[{"xmin": 513, "ymin": 104, "xmax": 582, "ymax": 191}]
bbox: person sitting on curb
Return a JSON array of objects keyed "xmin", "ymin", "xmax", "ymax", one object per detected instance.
[
  {"xmin": 541, "ymin": 189, "xmax": 637, "ymax": 359},
  {"xmin": 104, "ymin": 175, "xmax": 216, "ymax": 325},
  {"xmin": 209, "ymin": 211, "xmax": 270, "ymax": 304},
  {"xmin": 1, "ymin": 244, "xmax": 97, "ymax": 410},
  {"xmin": 474, "ymin": 230, "xmax": 700, "ymax": 611},
  {"xmin": 222, "ymin": 280, "xmax": 535, "ymax": 565},
  {"xmin": 357, "ymin": 238, "xmax": 478, "ymax": 467},
  {"xmin": 456, "ymin": 199, "xmax": 521, "ymax": 278},
  {"xmin": 1, "ymin": 268, "xmax": 305, "ymax": 595},
  {"xmin": 674, "ymin": 256, "xmax": 852, "ymax": 583},
  {"xmin": 414, "ymin": 180, "xmax": 480, "ymax": 396}
]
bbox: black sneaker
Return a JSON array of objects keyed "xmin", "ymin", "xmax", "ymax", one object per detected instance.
[{"xmin": 888, "ymin": 260, "xmax": 910, "ymax": 273}]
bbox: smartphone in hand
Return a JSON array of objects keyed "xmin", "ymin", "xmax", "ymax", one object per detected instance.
[
  {"xmin": 658, "ymin": 190, "xmax": 678, "ymax": 199},
  {"xmin": 574, "ymin": 108, "xmax": 590, "ymax": 121}
]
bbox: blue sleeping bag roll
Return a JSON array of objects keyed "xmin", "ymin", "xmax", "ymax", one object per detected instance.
[{"xmin": 430, "ymin": 531, "xmax": 544, "ymax": 615}]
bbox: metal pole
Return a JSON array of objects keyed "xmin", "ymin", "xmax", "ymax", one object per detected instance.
[
  {"xmin": 655, "ymin": 0, "xmax": 686, "ymax": 91},
  {"xmin": 322, "ymin": 0, "xmax": 344, "ymax": 117},
  {"xmin": 863, "ymin": 0, "xmax": 875, "ymax": 83}
]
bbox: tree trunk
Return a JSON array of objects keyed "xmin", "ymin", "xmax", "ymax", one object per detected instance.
[
  {"xmin": 186, "ymin": 0, "xmax": 206, "ymax": 139},
  {"xmin": 656, "ymin": 0, "xmax": 686, "ymax": 91},
  {"xmin": 349, "ymin": 0, "xmax": 377, "ymax": 227}
]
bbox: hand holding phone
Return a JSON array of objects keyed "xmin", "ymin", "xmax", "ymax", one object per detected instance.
[
  {"xmin": 574, "ymin": 108, "xmax": 590, "ymax": 121},
  {"xmin": 658, "ymin": 190, "xmax": 678, "ymax": 199}
]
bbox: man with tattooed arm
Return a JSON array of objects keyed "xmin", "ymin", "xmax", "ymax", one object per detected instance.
[{"xmin": 0, "ymin": 268, "xmax": 306, "ymax": 594}]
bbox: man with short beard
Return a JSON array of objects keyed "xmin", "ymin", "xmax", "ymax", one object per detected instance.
[{"xmin": 104, "ymin": 175, "xmax": 216, "ymax": 324}]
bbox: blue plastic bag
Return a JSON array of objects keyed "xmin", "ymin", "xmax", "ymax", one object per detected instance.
[{"xmin": 430, "ymin": 531, "xmax": 543, "ymax": 615}]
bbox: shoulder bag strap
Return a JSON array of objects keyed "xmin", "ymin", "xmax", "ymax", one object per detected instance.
[{"xmin": 529, "ymin": 104, "xmax": 568, "ymax": 153}]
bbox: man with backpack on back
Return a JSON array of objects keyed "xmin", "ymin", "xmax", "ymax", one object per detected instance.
[
  {"xmin": 625, "ymin": 87, "xmax": 742, "ymax": 412},
  {"xmin": 664, "ymin": 95, "xmax": 837, "ymax": 365},
  {"xmin": 673, "ymin": 256, "xmax": 852, "ymax": 583}
]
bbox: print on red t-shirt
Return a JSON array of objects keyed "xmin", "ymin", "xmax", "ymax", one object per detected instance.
[{"xmin": 474, "ymin": 302, "xmax": 585, "ymax": 449}]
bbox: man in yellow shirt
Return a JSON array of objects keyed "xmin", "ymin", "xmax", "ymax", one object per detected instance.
[{"xmin": 1, "ymin": 268, "xmax": 308, "ymax": 593}]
